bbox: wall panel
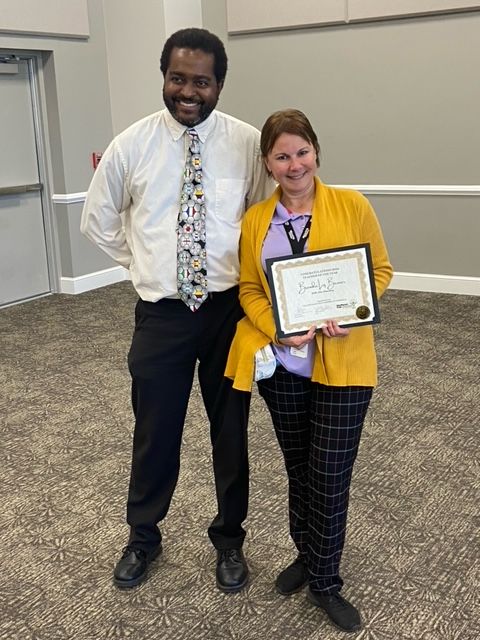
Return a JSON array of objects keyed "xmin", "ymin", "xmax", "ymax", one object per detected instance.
[
  {"xmin": 226, "ymin": 0, "xmax": 346, "ymax": 34},
  {"xmin": 349, "ymin": 0, "xmax": 480, "ymax": 21},
  {"xmin": 226, "ymin": 0, "xmax": 480, "ymax": 33},
  {"xmin": 0, "ymin": 0, "xmax": 89, "ymax": 38}
]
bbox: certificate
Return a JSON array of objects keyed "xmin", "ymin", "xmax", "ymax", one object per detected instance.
[{"xmin": 266, "ymin": 243, "xmax": 380, "ymax": 338}]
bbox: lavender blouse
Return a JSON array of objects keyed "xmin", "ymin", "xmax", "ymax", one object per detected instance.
[{"xmin": 261, "ymin": 202, "xmax": 315, "ymax": 378}]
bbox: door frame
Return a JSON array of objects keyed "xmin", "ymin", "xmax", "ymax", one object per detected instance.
[{"xmin": 0, "ymin": 50, "xmax": 59, "ymax": 300}]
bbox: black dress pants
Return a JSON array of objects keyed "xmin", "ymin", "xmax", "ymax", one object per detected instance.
[
  {"xmin": 126, "ymin": 287, "xmax": 250, "ymax": 552},
  {"xmin": 258, "ymin": 366, "xmax": 372, "ymax": 594}
]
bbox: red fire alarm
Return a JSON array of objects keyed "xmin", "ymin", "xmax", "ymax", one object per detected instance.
[{"xmin": 92, "ymin": 152, "xmax": 103, "ymax": 170}]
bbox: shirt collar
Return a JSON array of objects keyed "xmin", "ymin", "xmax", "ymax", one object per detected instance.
[
  {"xmin": 164, "ymin": 108, "xmax": 217, "ymax": 143},
  {"xmin": 271, "ymin": 201, "xmax": 311, "ymax": 224}
]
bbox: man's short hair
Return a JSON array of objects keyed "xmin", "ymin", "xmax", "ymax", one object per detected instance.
[{"xmin": 160, "ymin": 28, "xmax": 228, "ymax": 84}]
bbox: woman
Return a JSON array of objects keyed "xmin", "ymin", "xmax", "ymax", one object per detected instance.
[{"xmin": 225, "ymin": 109, "xmax": 393, "ymax": 632}]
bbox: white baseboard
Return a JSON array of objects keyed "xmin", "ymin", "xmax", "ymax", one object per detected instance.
[
  {"xmin": 60, "ymin": 267, "xmax": 480, "ymax": 297},
  {"xmin": 60, "ymin": 266, "xmax": 129, "ymax": 294},
  {"xmin": 392, "ymin": 272, "xmax": 480, "ymax": 296}
]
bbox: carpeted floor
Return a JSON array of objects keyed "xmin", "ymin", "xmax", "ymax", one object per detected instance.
[{"xmin": 0, "ymin": 283, "xmax": 478, "ymax": 640}]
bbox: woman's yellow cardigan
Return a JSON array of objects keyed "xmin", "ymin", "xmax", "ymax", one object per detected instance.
[{"xmin": 225, "ymin": 177, "xmax": 393, "ymax": 391}]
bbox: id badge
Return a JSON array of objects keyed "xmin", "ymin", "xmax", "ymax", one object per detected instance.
[{"xmin": 290, "ymin": 344, "xmax": 308, "ymax": 359}]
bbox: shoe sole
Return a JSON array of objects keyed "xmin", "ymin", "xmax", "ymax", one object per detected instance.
[
  {"xmin": 275, "ymin": 578, "xmax": 309, "ymax": 596},
  {"xmin": 113, "ymin": 548, "xmax": 162, "ymax": 589},
  {"xmin": 216, "ymin": 573, "xmax": 249, "ymax": 593},
  {"xmin": 306, "ymin": 590, "xmax": 362, "ymax": 634},
  {"xmin": 114, "ymin": 573, "xmax": 147, "ymax": 589}
]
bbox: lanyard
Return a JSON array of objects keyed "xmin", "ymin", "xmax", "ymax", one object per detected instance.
[{"xmin": 282, "ymin": 217, "xmax": 312, "ymax": 254}]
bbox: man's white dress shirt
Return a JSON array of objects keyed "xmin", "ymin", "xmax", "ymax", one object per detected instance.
[{"xmin": 81, "ymin": 109, "xmax": 273, "ymax": 302}]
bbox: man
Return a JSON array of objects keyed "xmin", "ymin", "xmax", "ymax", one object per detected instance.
[{"xmin": 81, "ymin": 28, "xmax": 273, "ymax": 592}]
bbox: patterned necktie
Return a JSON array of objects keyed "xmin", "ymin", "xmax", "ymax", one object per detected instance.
[{"xmin": 177, "ymin": 128, "xmax": 208, "ymax": 311}]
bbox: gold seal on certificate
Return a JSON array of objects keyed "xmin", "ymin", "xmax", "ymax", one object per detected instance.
[
  {"xmin": 355, "ymin": 305, "xmax": 370, "ymax": 320},
  {"xmin": 266, "ymin": 243, "xmax": 380, "ymax": 338}
]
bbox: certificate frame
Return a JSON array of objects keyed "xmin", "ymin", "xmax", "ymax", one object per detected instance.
[{"xmin": 266, "ymin": 243, "xmax": 380, "ymax": 338}]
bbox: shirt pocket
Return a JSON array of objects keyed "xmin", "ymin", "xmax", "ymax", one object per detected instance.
[{"xmin": 215, "ymin": 178, "xmax": 247, "ymax": 223}]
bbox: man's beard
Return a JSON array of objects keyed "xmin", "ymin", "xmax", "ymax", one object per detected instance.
[{"xmin": 163, "ymin": 92, "xmax": 215, "ymax": 127}]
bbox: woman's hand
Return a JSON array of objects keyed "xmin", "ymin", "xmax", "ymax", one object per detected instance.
[
  {"xmin": 279, "ymin": 325, "xmax": 317, "ymax": 348},
  {"xmin": 278, "ymin": 321, "xmax": 349, "ymax": 348},
  {"xmin": 320, "ymin": 320, "xmax": 350, "ymax": 338}
]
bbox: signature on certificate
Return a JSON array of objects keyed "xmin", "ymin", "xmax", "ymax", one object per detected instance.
[{"xmin": 297, "ymin": 277, "xmax": 335, "ymax": 296}]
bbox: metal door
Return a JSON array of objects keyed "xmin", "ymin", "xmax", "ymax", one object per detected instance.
[{"xmin": 0, "ymin": 55, "xmax": 52, "ymax": 307}]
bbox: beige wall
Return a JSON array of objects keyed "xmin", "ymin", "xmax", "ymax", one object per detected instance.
[
  {"xmin": 102, "ymin": 0, "xmax": 167, "ymax": 134},
  {"xmin": 1, "ymin": 0, "xmax": 478, "ymax": 291},
  {"xmin": 204, "ymin": 0, "xmax": 480, "ymax": 285}
]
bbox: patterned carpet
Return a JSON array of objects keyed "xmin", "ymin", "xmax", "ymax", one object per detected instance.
[{"xmin": 0, "ymin": 283, "xmax": 478, "ymax": 640}]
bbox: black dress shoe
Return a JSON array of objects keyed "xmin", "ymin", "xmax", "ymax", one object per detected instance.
[
  {"xmin": 307, "ymin": 588, "xmax": 362, "ymax": 633},
  {"xmin": 113, "ymin": 544, "xmax": 161, "ymax": 588},
  {"xmin": 216, "ymin": 549, "xmax": 249, "ymax": 593},
  {"xmin": 275, "ymin": 556, "xmax": 309, "ymax": 595}
]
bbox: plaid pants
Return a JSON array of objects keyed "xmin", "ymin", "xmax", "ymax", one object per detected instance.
[{"xmin": 258, "ymin": 365, "xmax": 372, "ymax": 594}]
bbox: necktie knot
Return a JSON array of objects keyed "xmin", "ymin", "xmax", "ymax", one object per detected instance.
[{"xmin": 186, "ymin": 129, "xmax": 200, "ymax": 159}]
